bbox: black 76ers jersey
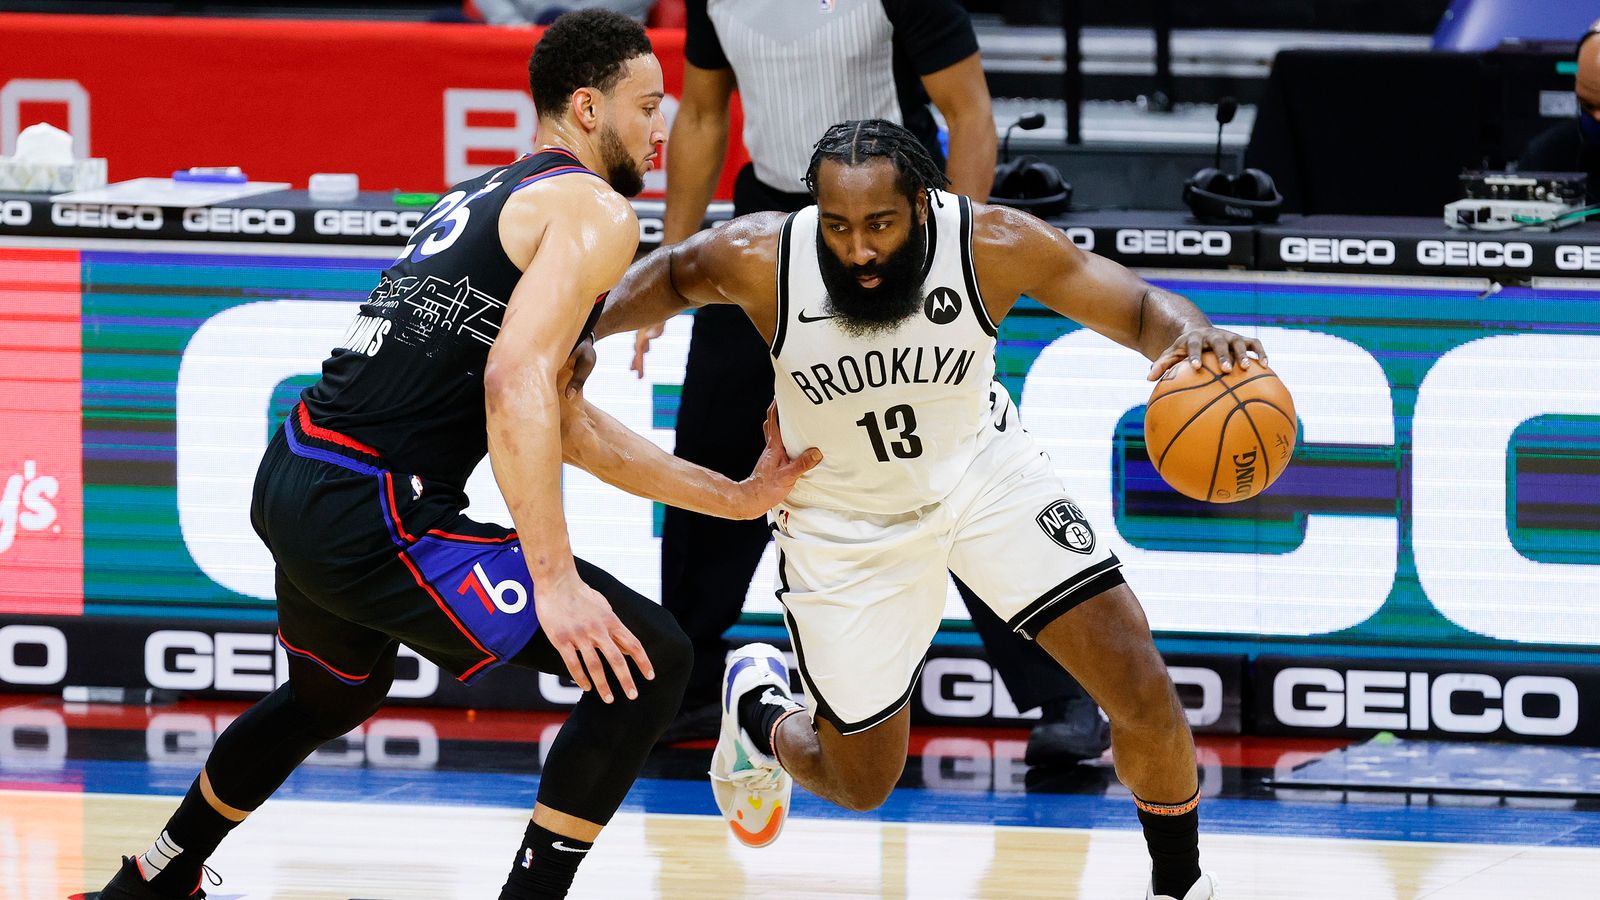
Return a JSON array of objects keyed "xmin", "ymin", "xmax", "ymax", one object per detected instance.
[
  {"xmin": 771, "ymin": 191, "xmax": 1002, "ymax": 515},
  {"xmin": 301, "ymin": 149, "xmax": 605, "ymax": 488}
]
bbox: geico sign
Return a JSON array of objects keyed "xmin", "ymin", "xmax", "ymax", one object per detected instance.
[
  {"xmin": 1114, "ymin": 229, "xmax": 1231, "ymax": 256},
  {"xmin": 182, "ymin": 207, "xmax": 295, "ymax": 235},
  {"xmin": 144, "ymin": 630, "xmax": 438, "ymax": 699},
  {"xmin": 1555, "ymin": 244, "xmax": 1600, "ymax": 271},
  {"xmin": 0, "ymin": 199, "xmax": 31, "ymax": 226},
  {"xmin": 1273, "ymin": 667, "xmax": 1579, "ymax": 737},
  {"xmin": 0, "ymin": 624, "xmax": 67, "ymax": 686},
  {"xmin": 920, "ymin": 657, "xmax": 1224, "ymax": 728},
  {"xmin": 1416, "ymin": 239, "xmax": 1533, "ymax": 268},
  {"xmin": 176, "ymin": 307, "xmax": 1600, "ymax": 646},
  {"xmin": 1279, "ymin": 236, "xmax": 1396, "ymax": 266}
]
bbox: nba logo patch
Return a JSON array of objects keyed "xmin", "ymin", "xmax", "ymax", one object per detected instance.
[
  {"xmin": 1036, "ymin": 500, "xmax": 1095, "ymax": 553},
  {"xmin": 819, "ymin": 0, "xmax": 835, "ymax": 12}
]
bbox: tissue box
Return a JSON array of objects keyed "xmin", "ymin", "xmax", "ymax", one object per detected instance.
[{"xmin": 0, "ymin": 158, "xmax": 109, "ymax": 193}]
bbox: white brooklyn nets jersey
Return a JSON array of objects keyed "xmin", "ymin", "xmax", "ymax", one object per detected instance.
[{"xmin": 771, "ymin": 191, "xmax": 1001, "ymax": 515}]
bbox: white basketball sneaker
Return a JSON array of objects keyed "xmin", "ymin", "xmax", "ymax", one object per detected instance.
[
  {"xmin": 1148, "ymin": 873, "xmax": 1220, "ymax": 900},
  {"xmin": 709, "ymin": 643, "xmax": 798, "ymax": 848}
]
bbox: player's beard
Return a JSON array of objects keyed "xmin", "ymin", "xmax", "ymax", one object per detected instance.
[
  {"xmin": 816, "ymin": 218, "xmax": 928, "ymax": 338},
  {"xmin": 598, "ymin": 122, "xmax": 646, "ymax": 198}
]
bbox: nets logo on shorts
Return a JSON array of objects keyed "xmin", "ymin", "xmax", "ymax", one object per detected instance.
[
  {"xmin": 1037, "ymin": 500, "xmax": 1095, "ymax": 553},
  {"xmin": 924, "ymin": 287, "xmax": 963, "ymax": 325}
]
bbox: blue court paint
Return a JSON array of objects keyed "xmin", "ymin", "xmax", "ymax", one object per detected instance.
[{"xmin": 17, "ymin": 758, "xmax": 1597, "ymax": 849}]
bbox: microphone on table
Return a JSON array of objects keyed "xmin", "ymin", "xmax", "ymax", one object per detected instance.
[
  {"xmin": 991, "ymin": 112, "xmax": 1070, "ymax": 217},
  {"xmin": 1001, "ymin": 112, "xmax": 1047, "ymax": 164},
  {"xmin": 1212, "ymin": 96, "xmax": 1238, "ymax": 171},
  {"xmin": 1183, "ymin": 95, "xmax": 1283, "ymax": 224}
]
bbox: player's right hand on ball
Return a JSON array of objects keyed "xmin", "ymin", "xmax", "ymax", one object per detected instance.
[
  {"xmin": 735, "ymin": 404, "xmax": 822, "ymax": 519},
  {"xmin": 538, "ymin": 570, "xmax": 653, "ymax": 703}
]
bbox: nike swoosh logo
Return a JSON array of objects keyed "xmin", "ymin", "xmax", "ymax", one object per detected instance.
[
  {"xmin": 551, "ymin": 841, "xmax": 590, "ymax": 853},
  {"xmin": 797, "ymin": 309, "xmax": 836, "ymax": 323}
]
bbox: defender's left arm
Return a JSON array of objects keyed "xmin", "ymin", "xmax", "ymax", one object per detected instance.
[{"xmin": 974, "ymin": 204, "xmax": 1266, "ymax": 380}]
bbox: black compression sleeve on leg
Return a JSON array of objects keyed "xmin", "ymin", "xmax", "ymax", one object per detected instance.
[
  {"xmin": 204, "ymin": 644, "xmax": 397, "ymax": 810},
  {"xmin": 509, "ymin": 559, "xmax": 691, "ymax": 824}
]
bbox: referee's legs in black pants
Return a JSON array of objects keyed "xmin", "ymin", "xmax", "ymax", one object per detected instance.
[{"xmin": 657, "ymin": 166, "xmax": 1110, "ymax": 766}]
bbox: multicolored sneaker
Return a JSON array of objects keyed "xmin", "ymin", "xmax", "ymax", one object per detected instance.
[
  {"xmin": 709, "ymin": 643, "xmax": 797, "ymax": 848},
  {"xmin": 1148, "ymin": 872, "xmax": 1220, "ymax": 900}
]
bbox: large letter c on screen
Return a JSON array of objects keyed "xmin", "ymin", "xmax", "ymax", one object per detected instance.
[{"xmin": 1019, "ymin": 326, "xmax": 1397, "ymax": 636}]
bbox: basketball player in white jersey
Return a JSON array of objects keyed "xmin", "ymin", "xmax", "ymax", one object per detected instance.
[{"xmin": 597, "ymin": 120, "xmax": 1265, "ymax": 900}]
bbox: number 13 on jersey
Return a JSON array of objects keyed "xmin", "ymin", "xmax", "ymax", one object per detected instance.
[{"xmin": 856, "ymin": 404, "xmax": 923, "ymax": 461}]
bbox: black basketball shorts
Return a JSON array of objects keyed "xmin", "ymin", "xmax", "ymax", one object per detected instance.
[{"xmin": 250, "ymin": 404, "xmax": 544, "ymax": 685}]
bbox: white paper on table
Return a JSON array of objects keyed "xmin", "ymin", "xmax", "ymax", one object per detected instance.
[{"xmin": 51, "ymin": 177, "xmax": 293, "ymax": 206}]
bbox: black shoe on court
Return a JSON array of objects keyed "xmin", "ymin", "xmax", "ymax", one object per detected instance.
[
  {"xmin": 1148, "ymin": 872, "xmax": 1220, "ymax": 899},
  {"xmin": 1025, "ymin": 696, "xmax": 1111, "ymax": 767},
  {"xmin": 87, "ymin": 856, "xmax": 211, "ymax": 899}
]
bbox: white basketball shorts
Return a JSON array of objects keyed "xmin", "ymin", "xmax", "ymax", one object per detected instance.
[{"xmin": 768, "ymin": 421, "xmax": 1124, "ymax": 735}]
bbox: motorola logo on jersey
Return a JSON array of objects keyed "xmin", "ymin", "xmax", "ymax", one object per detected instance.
[
  {"xmin": 924, "ymin": 287, "xmax": 963, "ymax": 325},
  {"xmin": 1036, "ymin": 499, "xmax": 1095, "ymax": 553}
]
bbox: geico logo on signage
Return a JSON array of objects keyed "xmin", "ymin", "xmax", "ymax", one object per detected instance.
[
  {"xmin": 1273, "ymin": 667, "xmax": 1579, "ymax": 737},
  {"xmin": 0, "ymin": 624, "xmax": 67, "ymax": 686},
  {"xmin": 182, "ymin": 207, "xmax": 295, "ymax": 235},
  {"xmin": 174, "ymin": 304, "xmax": 1600, "ymax": 645},
  {"xmin": 313, "ymin": 209, "xmax": 423, "ymax": 237},
  {"xmin": 51, "ymin": 203, "xmax": 161, "ymax": 230},
  {"xmin": 1416, "ymin": 240, "xmax": 1533, "ymax": 268},
  {"xmin": 1114, "ymin": 229, "xmax": 1230, "ymax": 256},
  {"xmin": 144, "ymin": 630, "xmax": 439, "ymax": 699},
  {"xmin": 1555, "ymin": 245, "xmax": 1600, "ymax": 271},
  {"xmin": 920, "ymin": 657, "xmax": 1226, "ymax": 729},
  {"xmin": 0, "ymin": 199, "xmax": 30, "ymax": 226},
  {"xmin": 1279, "ymin": 237, "xmax": 1396, "ymax": 266}
]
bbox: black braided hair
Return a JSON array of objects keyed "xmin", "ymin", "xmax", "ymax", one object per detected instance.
[{"xmin": 804, "ymin": 119, "xmax": 950, "ymax": 207}]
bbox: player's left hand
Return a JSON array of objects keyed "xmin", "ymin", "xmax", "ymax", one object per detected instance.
[
  {"xmin": 735, "ymin": 404, "xmax": 821, "ymax": 518},
  {"xmin": 559, "ymin": 339, "xmax": 597, "ymax": 399},
  {"xmin": 1148, "ymin": 327, "xmax": 1268, "ymax": 381}
]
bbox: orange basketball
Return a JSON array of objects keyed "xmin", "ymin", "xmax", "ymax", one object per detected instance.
[{"xmin": 1144, "ymin": 352, "xmax": 1297, "ymax": 503}]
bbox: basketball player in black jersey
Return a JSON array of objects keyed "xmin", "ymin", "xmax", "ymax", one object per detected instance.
[{"xmin": 94, "ymin": 12, "xmax": 817, "ymax": 900}]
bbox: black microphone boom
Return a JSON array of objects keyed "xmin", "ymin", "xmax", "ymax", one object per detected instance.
[
  {"xmin": 1002, "ymin": 112, "xmax": 1047, "ymax": 164},
  {"xmin": 1212, "ymin": 96, "xmax": 1237, "ymax": 171}
]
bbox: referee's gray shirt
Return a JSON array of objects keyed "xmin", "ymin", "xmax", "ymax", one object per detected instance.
[{"xmin": 686, "ymin": 0, "xmax": 979, "ymax": 194}]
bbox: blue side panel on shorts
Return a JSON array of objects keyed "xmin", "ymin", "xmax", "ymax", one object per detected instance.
[{"xmin": 406, "ymin": 535, "xmax": 543, "ymax": 666}]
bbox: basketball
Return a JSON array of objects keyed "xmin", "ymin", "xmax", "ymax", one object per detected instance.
[{"xmin": 1144, "ymin": 353, "xmax": 1297, "ymax": 503}]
